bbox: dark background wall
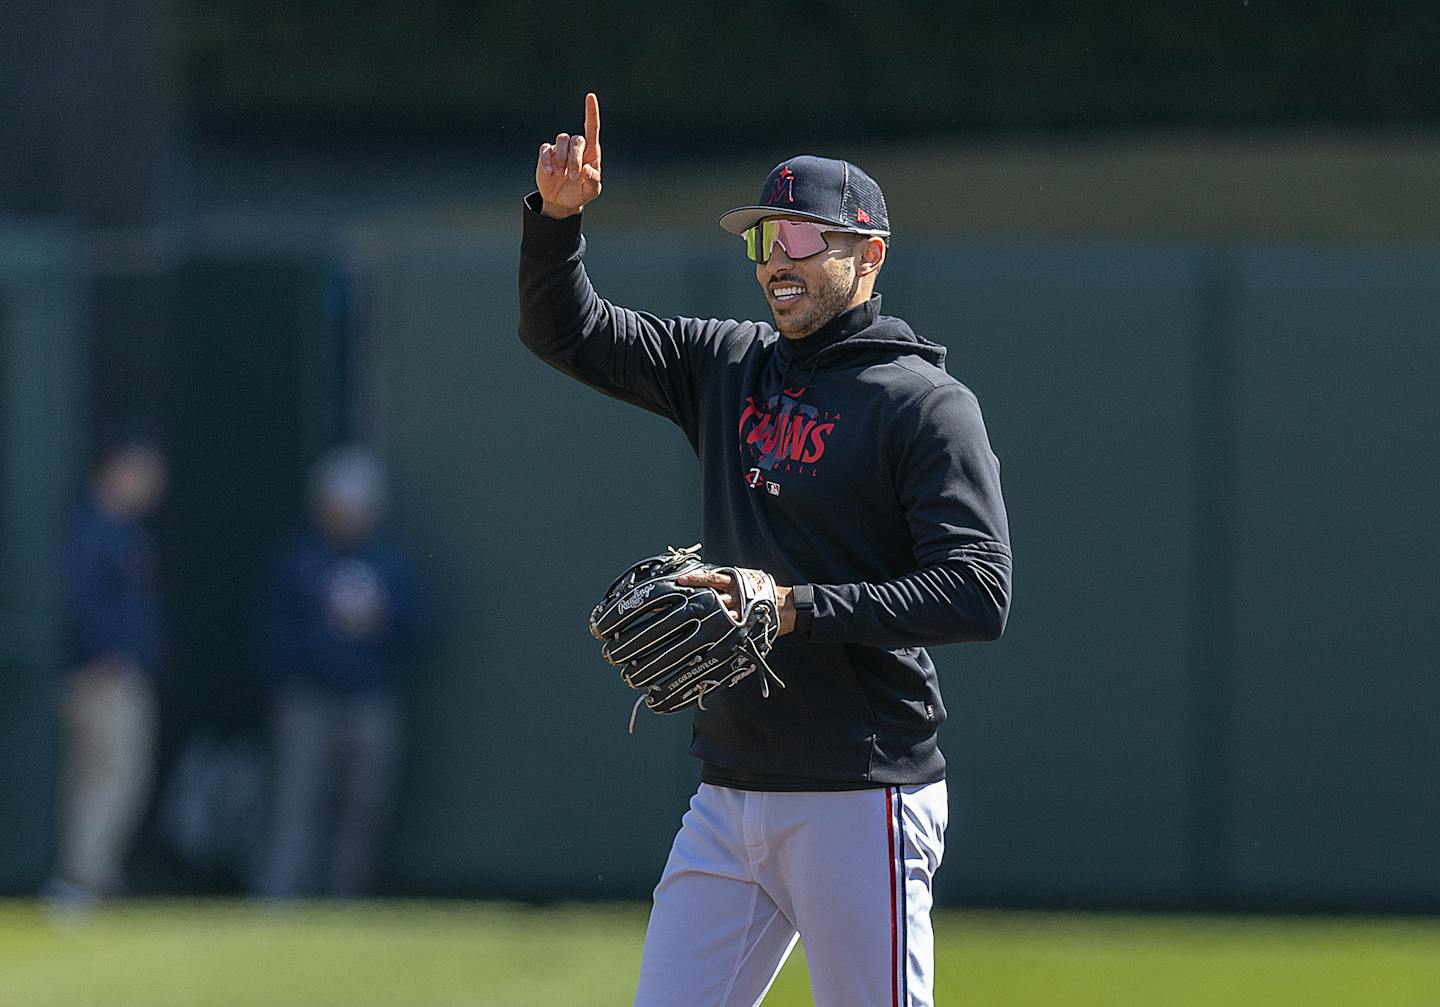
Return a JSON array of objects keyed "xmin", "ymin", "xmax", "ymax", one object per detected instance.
[
  {"xmin": 0, "ymin": 229, "xmax": 85, "ymax": 892},
  {"xmin": 176, "ymin": 1, "xmax": 1440, "ymax": 139},
  {"xmin": 1, "ymin": 0, "xmax": 1438, "ymax": 909},
  {"xmin": 347, "ymin": 233, "xmax": 1440, "ymax": 910}
]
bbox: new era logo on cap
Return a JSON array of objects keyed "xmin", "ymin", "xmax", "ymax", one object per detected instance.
[{"xmin": 719, "ymin": 155, "xmax": 890, "ymax": 237}]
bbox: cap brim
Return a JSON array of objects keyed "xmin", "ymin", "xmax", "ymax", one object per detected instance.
[{"xmin": 717, "ymin": 206, "xmax": 847, "ymax": 235}]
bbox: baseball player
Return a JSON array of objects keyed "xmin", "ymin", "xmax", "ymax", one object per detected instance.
[{"xmin": 520, "ymin": 94, "xmax": 1012, "ymax": 1006}]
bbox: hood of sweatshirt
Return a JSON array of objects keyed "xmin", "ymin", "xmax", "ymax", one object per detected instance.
[{"xmin": 772, "ymin": 295, "xmax": 947, "ymax": 378}]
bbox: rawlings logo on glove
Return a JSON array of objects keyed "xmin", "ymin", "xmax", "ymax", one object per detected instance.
[{"xmin": 589, "ymin": 544, "xmax": 783, "ymax": 730}]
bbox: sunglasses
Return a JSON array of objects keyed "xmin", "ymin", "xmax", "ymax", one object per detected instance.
[{"xmin": 742, "ymin": 219, "xmax": 871, "ymax": 264}]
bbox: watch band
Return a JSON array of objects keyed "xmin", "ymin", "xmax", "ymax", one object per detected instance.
[{"xmin": 790, "ymin": 583, "xmax": 816, "ymax": 637}]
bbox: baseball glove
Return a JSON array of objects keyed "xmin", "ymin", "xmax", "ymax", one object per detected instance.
[{"xmin": 589, "ymin": 544, "xmax": 783, "ymax": 730}]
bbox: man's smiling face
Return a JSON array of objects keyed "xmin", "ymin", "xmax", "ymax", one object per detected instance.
[{"xmin": 754, "ymin": 218, "xmax": 865, "ymax": 341}]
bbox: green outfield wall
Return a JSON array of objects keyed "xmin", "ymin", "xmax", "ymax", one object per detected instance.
[
  {"xmin": 356, "ymin": 232, "xmax": 1440, "ymax": 911},
  {"xmin": 1, "ymin": 229, "xmax": 1436, "ymax": 912},
  {"xmin": 0, "ymin": 227, "xmax": 85, "ymax": 891}
]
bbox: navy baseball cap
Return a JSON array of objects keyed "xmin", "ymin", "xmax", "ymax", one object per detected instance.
[{"xmin": 719, "ymin": 156, "xmax": 890, "ymax": 237}]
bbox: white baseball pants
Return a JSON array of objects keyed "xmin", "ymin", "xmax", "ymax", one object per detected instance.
[{"xmin": 634, "ymin": 780, "xmax": 948, "ymax": 1007}]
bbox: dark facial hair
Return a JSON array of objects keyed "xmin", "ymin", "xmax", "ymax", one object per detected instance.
[{"xmin": 774, "ymin": 259, "xmax": 859, "ymax": 339}]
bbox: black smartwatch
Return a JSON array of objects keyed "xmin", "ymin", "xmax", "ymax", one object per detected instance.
[{"xmin": 789, "ymin": 583, "xmax": 816, "ymax": 638}]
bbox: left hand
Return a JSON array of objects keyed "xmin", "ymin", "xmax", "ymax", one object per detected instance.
[{"xmin": 678, "ymin": 567, "xmax": 796, "ymax": 636}]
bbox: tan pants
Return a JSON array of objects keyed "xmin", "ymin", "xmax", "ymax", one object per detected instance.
[{"xmin": 54, "ymin": 663, "xmax": 158, "ymax": 895}]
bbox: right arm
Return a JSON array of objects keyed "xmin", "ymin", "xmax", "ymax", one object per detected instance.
[{"xmin": 518, "ymin": 93, "xmax": 719, "ymax": 425}]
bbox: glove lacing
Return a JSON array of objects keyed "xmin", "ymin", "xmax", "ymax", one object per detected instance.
[
  {"xmin": 627, "ymin": 607, "xmax": 787, "ymax": 734},
  {"xmin": 622, "ymin": 544, "xmax": 786, "ymax": 733}
]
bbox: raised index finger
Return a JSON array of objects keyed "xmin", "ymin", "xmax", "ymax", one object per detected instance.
[{"xmin": 584, "ymin": 92, "xmax": 601, "ymax": 159}]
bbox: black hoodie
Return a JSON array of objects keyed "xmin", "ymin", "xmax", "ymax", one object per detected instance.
[{"xmin": 519, "ymin": 194, "xmax": 1012, "ymax": 789}]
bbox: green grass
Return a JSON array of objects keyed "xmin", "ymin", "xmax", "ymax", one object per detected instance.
[{"xmin": 2, "ymin": 900, "xmax": 1438, "ymax": 1006}]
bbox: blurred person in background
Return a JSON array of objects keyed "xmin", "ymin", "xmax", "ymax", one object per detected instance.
[
  {"xmin": 47, "ymin": 435, "xmax": 169, "ymax": 905},
  {"xmin": 255, "ymin": 445, "xmax": 422, "ymax": 899}
]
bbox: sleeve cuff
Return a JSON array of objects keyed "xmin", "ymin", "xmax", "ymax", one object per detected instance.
[
  {"xmin": 521, "ymin": 191, "xmax": 585, "ymax": 260},
  {"xmin": 790, "ymin": 583, "xmax": 816, "ymax": 638}
]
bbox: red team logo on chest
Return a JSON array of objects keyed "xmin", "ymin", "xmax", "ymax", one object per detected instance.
[{"xmin": 738, "ymin": 388, "xmax": 840, "ymax": 492}]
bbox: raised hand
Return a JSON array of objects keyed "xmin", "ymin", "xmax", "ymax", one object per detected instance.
[{"xmin": 536, "ymin": 92, "xmax": 602, "ymax": 219}]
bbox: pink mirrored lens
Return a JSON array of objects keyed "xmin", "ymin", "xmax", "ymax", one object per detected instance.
[
  {"xmin": 744, "ymin": 219, "xmax": 847, "ymax": 263},
  {"xmin": 771, "ymin": 220, "xmax": 830, "ymax": 260}
]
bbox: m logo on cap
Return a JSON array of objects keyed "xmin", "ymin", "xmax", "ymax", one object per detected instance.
[{"xmin": 766, "ymin": 165, "xmax": 796, "ymax": 206}]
